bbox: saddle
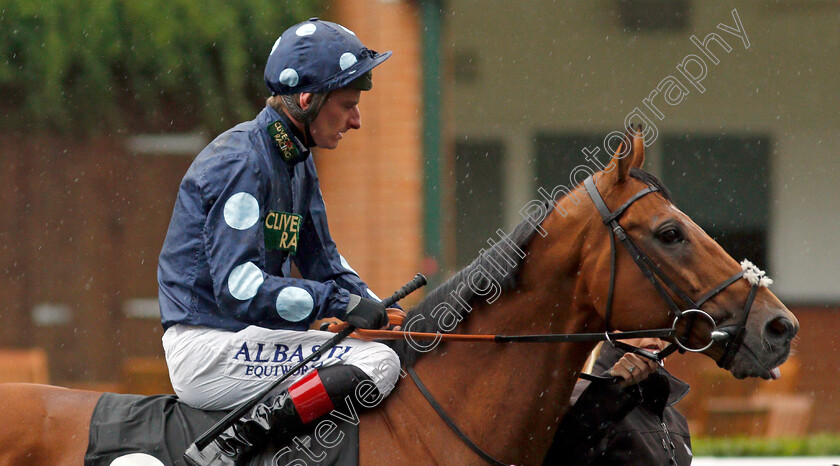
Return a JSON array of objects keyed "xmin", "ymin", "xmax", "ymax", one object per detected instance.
[{"xmin": 84, "ymin": 392, "xmax": 360, "ymax": 465}]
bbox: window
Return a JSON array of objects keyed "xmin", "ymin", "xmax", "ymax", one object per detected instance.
[
  {"xmin": 661, "ymin": 134, "xmax": 771, "ymax": 270},
  {"xmin": 454, "ymin": 139, "xmax": 505, "ymax": 267},
  {"xmin": 534, "ymin": 131, "xmax": 771, "ymax": 271},
  {"xmin": 534, "ymin": 133, "xmax": 604, "ymax": 191}
]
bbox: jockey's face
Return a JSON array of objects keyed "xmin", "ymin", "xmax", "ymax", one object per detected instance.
[{"xmin": 305, "ymin": 89, "xmax": 362, "ymax": 149}]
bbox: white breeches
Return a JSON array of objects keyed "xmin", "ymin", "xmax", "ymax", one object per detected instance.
[{"xmin": 162, "ymin": 324, "xmax": 401, "ymax": 410}]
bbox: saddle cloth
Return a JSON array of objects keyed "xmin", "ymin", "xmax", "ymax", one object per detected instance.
[{"xmin": 84, "ymin": 392, "xmax": 359, "ymax": 466}]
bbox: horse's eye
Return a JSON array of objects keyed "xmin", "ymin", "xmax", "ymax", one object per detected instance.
[{"xmin": 657, "ymin": 227, "xmax": 684, "ymax": 245}]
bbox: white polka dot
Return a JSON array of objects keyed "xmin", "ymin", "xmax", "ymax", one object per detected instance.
[
  {"xmin": 339, "ymin": 255, "xmax": 358, "ymax": 275},
  {"xmin": 276, "ymin": 287, "xmax": 314, "ymax": 321},
  {"xmin": 270, "ymin": 36, "xmax": 281, "ymax": 54},
  {"xmin": 296, "ymin": 23, "xmax": 317, "ymax": 36},
  {"xmin": 339, "ymin": 52, "xmax": 357, "ymax": 71},
  {"xmin": 229, "ymin": 263, "xmax": 264, "ymax": 300},
  {"xmin": 223, "ymin": 192, "xmax": 259, "ymax": 230},
  {"xmin": 279, "ymin": 68, "xmax": 299, "ymax": 87},
  {"xmin": 367, "ymin": 289, "xmax": 381, "ymax": 301},
  {"xmin": 339, "ymin": 25, "xmax": 356, "ymax": 36},
  {"xmin": 110, "ymin": 453, "xmax": 165, "ymax": 466}
]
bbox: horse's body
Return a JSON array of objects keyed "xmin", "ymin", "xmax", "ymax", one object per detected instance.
[{"xmin": 0, "ymin": 130, "xmax": 798, "ymax": 465}]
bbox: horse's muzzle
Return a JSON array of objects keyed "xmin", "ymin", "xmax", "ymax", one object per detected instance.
[{"xmin": 764, "ymin": 315, "xmax": 798, "ymax": 350}]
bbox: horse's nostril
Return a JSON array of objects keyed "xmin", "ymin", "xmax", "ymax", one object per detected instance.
[{"xmin": 766, "ymin": 316, "xmax": 795, "ymax": 344}]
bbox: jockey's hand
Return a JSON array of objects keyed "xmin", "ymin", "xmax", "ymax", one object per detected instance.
[
  {"xmin": 345, "ymin": 295, "xmax": 388, "ymax": 329},
  {"xmin": 608, "ymin": 352, "xmax": 659, "ymax": 389}
]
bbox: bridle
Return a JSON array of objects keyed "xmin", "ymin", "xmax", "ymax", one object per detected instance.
[
  {"xmin": 368, "ymin": 174, "xmax": 769, "ymax": 466},
  {"xmin": 582, "ymin": 174, "xmax": 760, "ymax": 368}
]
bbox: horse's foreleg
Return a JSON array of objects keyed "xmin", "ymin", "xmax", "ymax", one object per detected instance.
[{"xmin": 0, "ymin": 383, "xmax": 100, "ymax": 466}]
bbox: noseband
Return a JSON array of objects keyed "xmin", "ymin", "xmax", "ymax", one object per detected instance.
[{"xmin": 583, "ymin": 175, "xmax": 762, "ymax": 369}]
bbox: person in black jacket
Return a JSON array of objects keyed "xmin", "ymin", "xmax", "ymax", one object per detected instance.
[{"xmin": 544, "ymin": 337, "xmax": 693, "ymax": 465}]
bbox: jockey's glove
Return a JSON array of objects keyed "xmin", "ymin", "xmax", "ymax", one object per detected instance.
[{"xmin": 345, "ymin": 294, "xmax": 388, "ymax": 329}]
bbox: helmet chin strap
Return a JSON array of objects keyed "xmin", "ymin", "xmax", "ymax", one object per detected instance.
[{"xmin": 280, "ymin": 92, "xmax": 328, "ymax": 147}]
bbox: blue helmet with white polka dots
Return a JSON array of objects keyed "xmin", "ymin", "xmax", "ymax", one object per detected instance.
[{"xmin": 265, "ymin": 18, "xmax": 392, "ymax": 95}]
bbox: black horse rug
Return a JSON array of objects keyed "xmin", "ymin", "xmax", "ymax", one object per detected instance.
[{"xmin": 84, "ymin": 393, "xmax": 359, "ymax": 465}]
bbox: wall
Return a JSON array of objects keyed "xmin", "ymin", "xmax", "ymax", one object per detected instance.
[
  {"xmin": 0, "ymin": 135, "xmax": 190, "ymax": 382},
  {"xmin": 317, "ymin": 0, "xmax": 425, "ymax": 301}
]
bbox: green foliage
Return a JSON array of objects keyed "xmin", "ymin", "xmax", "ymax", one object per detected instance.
[
  {"xmin": 694, "ymin": 434, "xmax": 840, "ymax": 457},
  {"xmin": 0, "ymin": 0, "xmax": 322, "ymax": 134}
]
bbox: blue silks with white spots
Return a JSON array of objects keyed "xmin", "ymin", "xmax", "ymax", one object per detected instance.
[
  {"xmin": 157, "ymin": 106, "xmax": 377, "ymax": 332},
  {"xmin": 264, "ymin": 18, "xmax": 391, "ymax": 95}
]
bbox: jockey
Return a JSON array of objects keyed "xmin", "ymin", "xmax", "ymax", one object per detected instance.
[{"xmin": 157, "ymin": 18, "xmax": 400, "ymax": 465}]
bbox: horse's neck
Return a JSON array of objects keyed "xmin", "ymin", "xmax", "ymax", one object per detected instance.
[{"xmin": 387, "ymin": 208, "xmax": 600, "ymax": 464}]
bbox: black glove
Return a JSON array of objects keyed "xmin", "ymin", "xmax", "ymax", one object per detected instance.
[{"xmin": 345, "ymin": 294, "xmax": 388, "ymax": 329}]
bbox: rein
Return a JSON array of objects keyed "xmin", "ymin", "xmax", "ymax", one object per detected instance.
[
  {"xmin": 338, "ymin": 176, "xmax": 756, "ymax": 362},
  {"xmin": 344, "ymin": 175, "xmax": 769, "ymax": 465},
  {"xmin": 348, "ymin": 328, "xmax": 675, "ymax": 343}
]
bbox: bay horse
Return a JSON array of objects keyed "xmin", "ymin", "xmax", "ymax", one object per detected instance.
[{"xmin": 0, "ymin": 129, "xmax": 798, "ymax": 465}]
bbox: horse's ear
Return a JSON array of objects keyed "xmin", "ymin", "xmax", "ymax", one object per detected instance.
[{"xmin": 616, "ymin": 125, "xmax": 646, "ymax": 182}]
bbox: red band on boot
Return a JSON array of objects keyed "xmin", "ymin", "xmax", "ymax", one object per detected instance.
[{"xmin": 289, "ymin": 370, "xmax": 335, "ymax": 424}]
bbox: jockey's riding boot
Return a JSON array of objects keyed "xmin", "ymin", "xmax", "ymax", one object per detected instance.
[{"xmin": 184, "ymin": 364, "xmax": 372, "ymax": 466}]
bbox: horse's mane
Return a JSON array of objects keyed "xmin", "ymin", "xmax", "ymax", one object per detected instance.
[{"xmin": 389, "ymin": 168, "xmax": 671, "ymax": 366}]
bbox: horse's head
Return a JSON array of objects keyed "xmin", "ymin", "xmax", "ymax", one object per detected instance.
[{"xmin": 578, "ymin": 128, "xmax": 798, "ymax": 380}]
